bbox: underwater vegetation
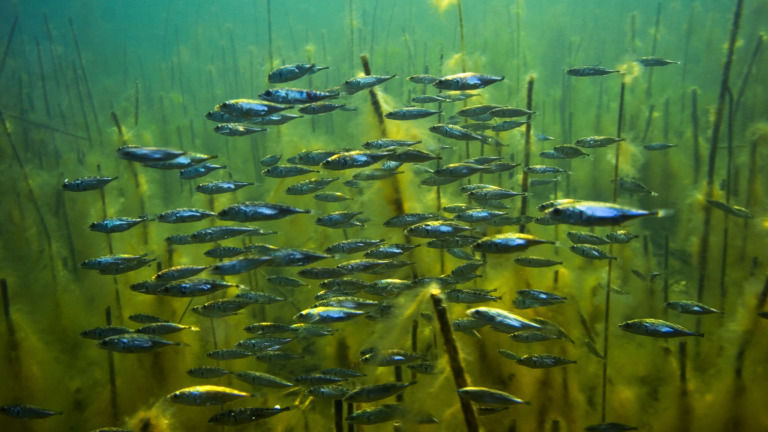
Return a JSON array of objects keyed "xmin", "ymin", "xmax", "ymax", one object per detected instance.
[{"xmin": 1, "ymin": 0, "xmax": 767, "ymax": 431}]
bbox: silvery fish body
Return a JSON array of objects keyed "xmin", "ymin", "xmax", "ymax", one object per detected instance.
[
  {"xmin": 167, "ymin": 385, "xmax": 251, "ymax": 406},
  {"xmin": 89, "ymin": 216, "xmax": 148, "ymax": 233},
  {"xmin": 618, "ymin": 318, "xmax": 703, "ymax": 338},
  {"xmin": 195, "ymin": 180, "xmax": 254, "ymax": 195},
  {"xmin": 216, "ymin": 98, "xmax": 293, "ymax": 117},
  {"xmin": 213, "ymin": 123, "xmax": 266, "ymax": 136},
  {"xmin": 61, "ymin": 176, "xmax": 118, "ymax": 192},
  {"xmin": 433, "ymin": 72, "xmax": 504, "ymax": 90},
  {"xmin": 298, "ymin": 102, "xmax": 346, "ymax": 115},
  {"xmin": 217, "ymin": 201, "xmax": 310, "ymax": 222},
  {"xmin": 259, "ymin": 87, "xmax": 338, "ymax": 104},
  {"xmin": 566, "ymin": 66, "xmax": 621, "ymax": 77},
  {"xmin": 546, "ymin": 201, "xmax": 658, "ymax": 226},
  {"xmin": 320, "ymin": 151, "xmax": 393, "ymax": 170},
  {"xmin": 466, "ymin": 307, "xmax": 541, "ymax": 333},
  {"xmin": 472, "ymin": 233, "xmax": 553, "ymax": 253},
  {"xmin": 117, "ymin": 145, "xmax": 186, "ymax": 162},
  {"xmin": 97, "ymin": 333, "xmax": 181, "ymax": 353},
  {"xmin": 428, "ymin": 124, "xmax": 485, "ymax": 141},
  {"xmin": 179, "ymin": 163, "xmax": 226, "ymax": 179},
  {"xmin": 636, "ymin": 57, "xmax": 680, "ymax": 67},
  {"xmin": 156, "ymin": 208, "xmax": 216, "ymax": 223},
  {"xmin": 341, "ymin": 74, "xmax": 396, "ymax": 95},
  {"xmin": 268, "ymin": 63, "xmax": 328, "ymax": 83},
  {"xmin": 385, "ymin": 107, "xmax": 440, "ymax": 120}
]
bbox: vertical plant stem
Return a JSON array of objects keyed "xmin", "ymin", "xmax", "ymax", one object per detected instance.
[
  {"xmin": 134, "ymin": 80, "xmax": 140, "ymax": 126},
  {"xmin": 691, "ymin": 89, "xmax": 701, "ymax": 183},
  {"xmin": 35, "ymin": 38, "xmax": 51, "ymax": 117},
  {"xmin": 457, "ymin": 0, "xmax": 467, "ymax": 73},
  {"xmin": 105, "ymin": 306, "xmax": 119, "ymax": 424},
  {"xmin": 601, "ymin": 80, "xmax": 625, "ymax": 423},
  {"xmin": 697, "ymin": 0, "xmax": 743, "ymax": 303},
  {"xmin": 0, "ymin": 14, "xmax": 18, "ymax": 80},
  {"xmin": 431, "ymin": 293, "xmax": 479, "ymax": 432},
  {"xmin": 734, "ymin": 34, "xmax": 764, "ymax": 115},
  {"xmin": 69, "ymin": 17, "xmax": 103, "ymax": 144},
  {"xmin": 72, "ymin": 61, "xmax": 93, "ymax": 148},
  {"xmin": 519, "ymin": 76, "xmax": 534, "ymax": 233},
  {"xmin": 645, "ymin": 3, "xmax": 662, "ymax": 99}
]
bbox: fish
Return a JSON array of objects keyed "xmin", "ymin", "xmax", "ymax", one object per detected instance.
[
  {"xmin": 546, "ymin": 201, "xmax": 662, "ymax": 226},
  {"xmin": 152, "ymin": 265, "xmax": 209, "ymax": 283},
  {"xmin": 314, "ymin": 192, "xmax": 352, "ymax": 202},
  {"xmin": 204, "ymin": 246, "xmax": 246, "ymax": 258},
  {"xmin": 605, "ymin": 230, "xmax": 639, "ymax": 244},
  {"xmin": 362, "ymin": 138, "xmax": 422, "ymax": 150},
  {"xmin": 97, "ymin": 334, "xmax": 183, "ymax": 353},
  {"xmin": 466, "ymin": 307, "xmax": 541, "ymax": 333},
  {"xmin": 405, "ymin": 221, "xmax": 472, "ymax": 238},
  {"xmin": 157, "ymin": 279, "xmax": 238, "ymax": 297},
  {"xmin": 298, "ymin": 102, "xmax": 347, "ymax": 115},
  {"xmin": 488, "ymin": 107, "xmax": 535, "ymax": 118},
  {"xmin": 61, "ymin": 176, "xmax": 118, "ymax": 192},
  {"xmin": 524, "ymin": 165, "xmax": 568, "ymax": 174},
  {"xmin": 325, "ymin": 238, "xmax": 385, "ymax": 255},
  {"xmin": 433, "ymin": 72, "xmax": 504, "ymax": 90},
  {"xmin": 195, "ymin": 180, "xmax": 254, "ymax": 195},
  {"xmin": 411, "ymin": 94, "xmax": 448, "ymax": 103},
  {"xmin": 156, "ymin": 208, "xmax": 216, "ymax": 223},
  {"xmin": 569, "ymin": 244, "xmax": 617, "ymax": 260},
  {"xmin": 407, "ymin": 74, "xmax": 439, "ymax": 84},
  {"xmin": 294, "ymin": 307, "xmax": 365, "ymax": 324},
  {"xmin": 268, "ymin": 63, "xmax": 329, "ymax": 83},
  {"xmin": 535, "ymin": 133, "xmax": 555, "ymax": 141},
  {"xmin": 345, "ymin": 404, "xmax": 404, "ymax": 425},
  {"xmin": 167, "ymin": 385, "xmax": 251, "ymax": 406},
  {"xmin": 618, "ymin": 318, "xmax": 704, "ymax": 338},
  {"xmin": 491, "ymin": 120, "xmax": 528, "ymax": 132},
  {"xmin": 316, "ymin": 211, "xmax": 364, "ymax": 228},
  {"xmin": 573, "ymin": 136, "xmax": 624, "ymax": 148},
  {"xmin": 705, "ymin": 199, "xmax": 753, "ymax": 219},
  {"xmin": 513, "ymin": 256, "xmax": 563, "ymax": 268},
  {"xmin": 127, "ymin": 313, "xmax": 168, "ymax": 324},
  {"xmin": 88, "ymin": 216, "xmax": 149, "ymax": 234},
  {"xmin": 213, "ymin": 123, "xmax": 267, "ymax": 136},
  {"xmin": 179, "ymin": 163, "xmax": 227, "ymax": 179},
  {"xmin": 320, "ymin": 150, "xmax": 393, "ymax": 170},
  {"xmin": 216, "ymin": 98, "xmax": 294, "ymax": 117},
  {"xmin": 472, "ymin": 233, "xmax": 554, "ymax": 253},
  {"xmin": 456, "ymin": 104, "xmax": 504, "ymax": 117},
  {"xmin": 643, "ymin": 142, "xmax": 678, "ymax": 151},
  {"xmin": 206, "ymin": 349, "xmax": 253, "ymax": 361},
  {"xmin": 189, "ymin": 226, "xmax": 264, "ymax": 243},
  {"xmin": 636, "ymin": 56, "xmax": 680, "ymax": 67},
  {"xmin": 665, "ymin": 300, "xmax": 722, "ymax": 315},
  {"xmin": 553, "ymin": 144, "xmax": 590, "ymax": 158},
  {"xmin": 0, "ymin": 404, "xmax": 63, "ymax": 419},
  {"xmin": 384, "ymin": 212, "xmax": 441, "ymax": 228},
  {"xmin": 566, "ymin": 65, "xmax": 621, "ymax": 77},
  {"xmin": 217, "ymin": 201, "xmax": 310, "ymax": 222},
  {"xmin": 208, "ymin": 407, "xmax": 290, "ymax": 426},
  {"xmin": 192, "ymin": 298, "xmax": 253, "ymax": 318},
  {"xmin": 499, "ymin": 351, "xmax": 576, "ymax": 368},
  {"xmin": 134, "ymin": 322, "xmax": 199, "ymax": 335},
  {"xmin": 457, "ymin": 387, "xmax": 529, "ymax": 406},
  {"xmin": 566, "ymin": 231, "xmax": 611, "ymax": 245},
  {"xmin": 359, "ymin": 349, "xmax": 423, "ymax": 366},
  {"xmin": 617, "ymin": 177, "xmax": 658, "ymax": 196},
  {"xmin": 263, "ymin": 165, "xmax": 319, "ymax": 178},
  {"xmin": 445, "ymin": 288, "xmax": 501, "ymax": 304},
  {"xmin": 428, "ymin": 124, "xmax": 486, "ymax": 141},
  {"xmin": 287, "ymin": 149, "xmax": 340, "ymax": 165},
  {"xmin": 117, "ymin": 145, "xmax": 186, "ymax": 162},
  {"xmin": 79, "ymin": 325, "xmax": 133, "ymax": 340},
  {"xmin": 385, "ymin": 107, "xmax": 441, "ymax": 120},
  {"xmin": 434, "ymin": 163, "xmax": 488, "ymax": 178},
  {"xmin": 285, "ymin": 177, "xmax": 338, "ymax": 195},
  {"xmin": 341, "ymin": 74, "xmax": 396, "ymax": 95}
]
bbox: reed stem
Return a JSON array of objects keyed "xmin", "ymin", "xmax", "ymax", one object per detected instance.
[
  {"xmin": 519, "ymin": 76, "xmax": 534, "ymax": 233},
  {"xmin": 35, "ymin": 38, "xmax": 51, "ymax": 117},
  {"xmin": 430, "ymin": 292, "xmax": 478, "ymax": 432},
  {"xmin": 0, "ymin": 14, "xmax": 18, "ymax": 80},
  {"xmin": 645, "ymin": 3, "xmax": 662, "ymax": 99},
  {"xmin": 105, "ymin": 306, "xmax": 119, "ymax": 424},
  {"xmin": 601, "ymin": 79, "xmax": 625, "ymax": 423},
  {"xmin": 734, "ymin": 34, "xmax": 764, "ymax": 115},
  {"xmin": 134, "ymin": 80, "xmax": 140, "ymax": 126},
  {"xmin": 697, "ymin": 0, "xmax": 744, "ymax": 303},
  {"xmin": 69, "ymin": 18, "xmax": 103, "ymax": 144},
  {"xmin": 691, "ymin": 89, "xmax": 700, "ymax": 183}
]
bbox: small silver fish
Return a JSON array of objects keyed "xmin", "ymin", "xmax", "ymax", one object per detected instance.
[
  {"xmin": 213, "ymin": 123, "xmax": 266, "ymax": 136},
  {"xmin": 433, "ymin": 72, "xmax": 504, "ymax": 90},
  {"xmin": 569, "ymin": 244, "xmax": 617, "ymax": 260},
  {"xmin": 567, "ymin": 66, "xmax": 621, "ymax": 77},
  {"xmin": 457, "ymin": 387, "xmax": 529, "ymax": 406},
  {"xmin": 268, "ymin": 63, "xmax": 329, "ymax": 83},
  {"xmin": 0, "ymin": 404, "xmax": 63, "ymax": 419},
  {"xmin": 167, "ymin": 385, "xmax": 251, "ymax": 406},
  {"xmin": 665, "ymin": 300, "xmax": 722, "ymax": 315},
  {"xmin": 618, "ymin": 318, "xmax": 703, "ymax": 338},
  {"xmin": 62, "ymin": 176, "xmax": 118, "ymax": 192}
]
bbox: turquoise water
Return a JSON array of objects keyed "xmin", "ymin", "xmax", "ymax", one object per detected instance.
[{"xmin": 0, "ymin": 0, "xmax": 767, "ymax": 431}]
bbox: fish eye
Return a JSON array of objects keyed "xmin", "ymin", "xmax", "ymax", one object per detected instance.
[
  {"xmin": 551, "ymin": 208, "xmax": 561, "ymax": 216},
  {"xmin": 263, "ymin": 90, "xmax": 273, "ymax": 96}
]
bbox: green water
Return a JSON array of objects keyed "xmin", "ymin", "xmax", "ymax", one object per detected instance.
[{"xmin": 0, "ymin": 0, "xmax": 767, "ymax": 431}]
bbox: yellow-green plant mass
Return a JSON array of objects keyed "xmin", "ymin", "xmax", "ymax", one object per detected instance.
[{"xmin": 0, "ymin": 0, "xmax": 767, "ymax": 431}]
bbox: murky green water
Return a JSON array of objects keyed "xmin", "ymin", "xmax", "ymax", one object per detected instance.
[{"xmin": 1, "ymin": 0, "xmax": 767, "ymax": 431}]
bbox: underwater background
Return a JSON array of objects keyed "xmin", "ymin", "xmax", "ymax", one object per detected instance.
[{"xmin": 1, "ymin": 0, "xmax": 767, "ymax": 430}]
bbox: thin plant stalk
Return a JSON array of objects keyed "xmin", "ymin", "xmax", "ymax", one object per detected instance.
[
  {"xmin": 0, "ymin": 14, "xmax": 18, "ymax": 80},
  {"xmin": 697, "ymin": 0, "xmax": 744, "ymax": 303},
  {"xmin": 69, "ymin": 17, "xmax": 103, "ymax": 144},
  {"xmin": 105, "ymin": 306, "xmax": 119, "ymax": 424},
  {"xmin": 519, "ymin": 76, "xmax": 534, "ymax": 233}
]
